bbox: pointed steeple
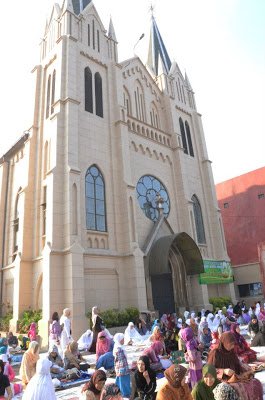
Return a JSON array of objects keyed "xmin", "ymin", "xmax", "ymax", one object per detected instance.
[
  {"xmin": 185, "ymin": 71, "xmax": 193, "ymax": 91},
  {"xmin": 108, "ymin": 17, "xmax": 117, "ymax": 42},
  {"xmin": 147, "ymin": 15, "xmax": 171, "ymax": 77}
]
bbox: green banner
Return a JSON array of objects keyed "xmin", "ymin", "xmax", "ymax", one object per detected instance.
[{"xmin": 199, "ymin": 260, "xmax": 233, "ymax": 284}]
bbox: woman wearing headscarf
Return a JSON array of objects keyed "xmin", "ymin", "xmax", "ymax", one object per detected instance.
[
  {"xmin": 124, "ymin": 322, "xmax": 144, "ymax": 345},
  {"xmin": 0, "ymin": 338, "xmax": 8, "ymax": 356},
  {"xmin": 251, "ymin": 323, "xmax": 265, "ymax": 346},
  {"xmin": 184, "ymin": 310, "xmax": 190, "ymax": 321},
  {"xmin": 90, "ymin": 306, "xmax": 104, "ymax": 353},
  {"xmin": 141, "ymin": 341, "xmax": 163, "ymax": 371},
  {"xmin": 248, "ymin": 314, "xmax": 260, "ymax": 339},
  {"xmin": 80, "ymin": 369, "xmax": 107, "ymax": 400},
  {"xmin": 210, "ymin": 331, "xmax": 220, "ymax": 350},
  {"xmin": 241, "ymin": 309, "xmax": 250, "ymax": 324},
  {"xmin": 49, "ymin": 312, "xmax": 62, "ymax": 351},
  {"xmin": 78, "ymin": 329, "xmax": 93, "ymax": 351},
  {"xmin": 19, "ymin": 341, "xmax": 39, "ymax": 386},
  {"xmin": 0, "ymin": 360, "xmax": 12, "ymax": 400},
  {"xmin": 22, "ymin": 358, "xmax": 56, "ymax": 400},
  {"xmin": 28, "ymin": 322, "xmax": 37, "ymax": 342},
  {"xmin": 182, "ymin": 327, "xmax": 203, "ymax": 388},
  {"xmin": 258, "ymin": 307, "xmax": 265, "ymax": 321},
  {"xmin": 198, "ymin": 316, "xmax": 208, "ymax": 334},
  {"xmin": 64, "ymin": 341, "xmax": 90, "ymax": 371},
  {"xmin": 213, "ymin": 382, "xmax": 239, "ymax": 400},
  {"xmin": 130, "ymin": 355, "xmax": 156, "ymax": 400},
  {"xmin": 47, "ymin": 344, "xmax": 65, "ymax": 379},
  {"xmin": 192, "ymin": 364, "xmax": 219, "ymax": 400},
  {"xmin": 230, "ymin": 323, "xmax": 256, "ymax": 363},
  {"xmin": 151, "ymin": 319, "xmax": 160, "ymax": 333},
  {"xmin": 156, "ymin": 364, "xmax": 192, "ymax": 400},
  {"xmin": 113, "ymin": 333, "xmax": 131, "ymax": 397},
  {"xmin": 60, "ymin": 308, "xmax": 72, "ymax": 352},
  {"xmin": 206, "ymin": 313, "xmax": 214, "ymax": 332},
  {"xmin": 96, "ymin": 331, "xmax": 113, "ymax": 360},
  {"xmin": 199, "ymin": 326, "xmax": 212, "ymax": 351},
  {"xmin": 207, "ymin": 332, "xmax": 263, "ymax": 400},
  {"xmin": 150, "ymin": 325, "xmax": 164, "ymax": 343}
]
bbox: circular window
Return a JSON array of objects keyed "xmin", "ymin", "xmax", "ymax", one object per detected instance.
[{"xmin": 136, "ymin": 175, "xmax": 170, "ymax": 222}]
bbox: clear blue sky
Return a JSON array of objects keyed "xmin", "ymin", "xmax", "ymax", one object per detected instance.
[{"xmin": 1, "ymin": 0, "xmax": 264, "ymax": 183}]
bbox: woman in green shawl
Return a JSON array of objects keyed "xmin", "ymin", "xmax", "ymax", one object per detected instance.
[{"xmin": 192, "ymin": 364, "xmax": 219, "ymax": 400}]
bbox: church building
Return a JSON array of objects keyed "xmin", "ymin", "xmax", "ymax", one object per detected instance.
[{"xmin": 0, "ymin": 0, "xmax": 236, "ymax": 345}]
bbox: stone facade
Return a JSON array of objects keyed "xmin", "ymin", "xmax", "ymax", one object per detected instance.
[{"xmin": 0, "ymin": 1, "xmax": 236, "ymax": 347}]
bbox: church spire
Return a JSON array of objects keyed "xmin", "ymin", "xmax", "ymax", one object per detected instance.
[
  {"xmin": 108, "ymin": 16, "xmax": 117, "ymax": 42},
  {"xmin": 146, "ymin": 15, "xmax": 171, "ymax": 77}
]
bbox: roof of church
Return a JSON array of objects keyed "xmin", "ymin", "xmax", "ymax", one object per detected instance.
[
  {"xmin": 146, "ymin": 15, "xmax": 172, "ymax": 77},
  {"xmin": 72, "ymin": 0, "xmax": 92, "ymax": 15}
]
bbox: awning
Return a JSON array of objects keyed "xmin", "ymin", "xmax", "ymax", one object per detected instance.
[{"xmin": 148, "ymin": 232, "xmax": 204, "ymax": 276}]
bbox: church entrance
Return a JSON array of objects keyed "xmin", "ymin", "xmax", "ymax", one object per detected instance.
[
  {"xmin": 147, "ymin": 232, "xmax": 204, "ymax": 315},
  {"xmin": 151, "ymin": 273, "xmax": 175, "ymax": 316}
]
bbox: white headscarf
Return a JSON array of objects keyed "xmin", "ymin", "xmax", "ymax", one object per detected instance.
[
  {"xmin": 124, "ymin": 322, "xmax": 142, "ymax": 344},
  {"xmin": 92, "ymin": 306, "xmax": 99, "ymax": 326},
  {"xmin": 77, "ymin": 329, "xmax": 93, "ymax": 351},
  {"xmin": 113, "ymin": 333, "xmax": 125, "ymax": 357},
  {"xmin": 190, "ymin": 312, "xmax": 196, "ymax": 319},
  {"xmin": 177, "ymin": 318, "xmax": 183, "ymax": 329},
  {"xmin": 206, "ymin": 313, "xmax": 214, "ymax": 331},
  {"xmin": 22, "ymin": 358, "xmax": 56, "ymax": 400},
  {"xmin": 211, "ymin": 315, "xmax": 221, "ymax": 332},
  {"xmin": 184, "ymin": 311, "xmax": 190, "ymax": 320}
]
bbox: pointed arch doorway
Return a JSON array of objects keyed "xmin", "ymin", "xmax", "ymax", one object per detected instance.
[{"xmin": 148, "ymin": 232, "xmax": 204, "ymax": 316}]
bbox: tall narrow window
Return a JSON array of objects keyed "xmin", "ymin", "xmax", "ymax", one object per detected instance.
[
  {"xmin": 95, "ymin": 72, "xmax": 103, "ymax": 117},
  {"xmin": 84, "ymin": 67, "xmax": 93, "ymax": 113},
  {"xmin": 41, "ymin": 186, "xmax": 47, "ymax": 236},
  {"xmin": 46, "ymin": 75, "xmax": 51, "ymax": 119},
  {"xmin": 97, "ymin": 29, "xmax": 100, "ymax": 52},
  {"xmin": 192, "ymin": 195, "xmax": 206, "ymax": 244},
  {"xmin": 123, "ymin": 87, "xmax": 131, "ymax": 115},
  {"xmin": 179, "ymin": 117, "xmax": 188, "ymax": 154},
  {"xmin": 92, "ymin": 19, "xmax": 95, "ymax": 50},
  {"xmin": 51, "ymin": 70, "xmax": 56, "ymax": 114},
  {"xmin": 88, "ymin": 24, "xmax": 90, "ymax": 46},
  {"xmin": 85, "ymin": 165, "xmax": 106, "ymax": 231},
  {"xmin": 13, "ymin": 190, "xmax": 21, "ymax": 256},
  {"xmin": 185, "ymin": 121, "xmax": 194, "ymax": 157},
  {"xmin": 134, "ymin": 82, "xmax": 146, "ymax": 122}
]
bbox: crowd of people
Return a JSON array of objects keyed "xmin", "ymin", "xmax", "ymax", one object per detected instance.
[{"xmin": 1, "ymin": 301, "xmax": 265, "ymax": 399}]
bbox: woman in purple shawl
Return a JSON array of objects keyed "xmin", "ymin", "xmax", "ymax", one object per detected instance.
[{"xmin": 182, "ymin": 327, "xmax": 202, "ymax": 388}]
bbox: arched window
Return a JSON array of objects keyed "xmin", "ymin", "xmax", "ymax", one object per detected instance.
[
  {"xmin": 150, "ymin": 102, "xmax": 160, "ymax": 129},
  {"xmin": 85, "ymin": 67, "xmax": 93, "ymax": 113},
  {"xmin": 123, "ymin": 87, "xmax": 131, "ymax": 116},
  {"xmin": 192, "ymin": 195, "xmax": 206, "ymax": 244},
  {"xmin": 51, "ymin": 70, "xmax": 56, "ymax": 114},
  {"xmin": 185, "ymin": 121, "xmax": 194, "ymax": 157},
  {"xmin": 179, "ymin": 117, "xmax": 188, "ymax": 154},
  {"xmin": 46, "ymin": 75, "xmax": 51, "ymax": 119},
  {"xmin": 85, "ymin": 165, "xmax": 106, "ymax": 231},
  {"xmin": 95, "ymin": 72, "xmax": 103, "ymax": 117},
  {"xmin": 134, "ymin": 81, "xmax": 146, "ymax": 122}
]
